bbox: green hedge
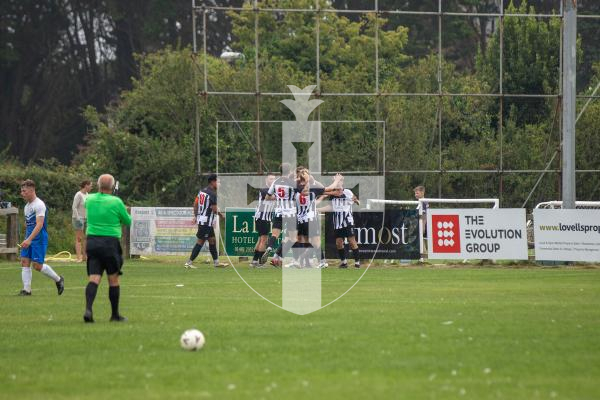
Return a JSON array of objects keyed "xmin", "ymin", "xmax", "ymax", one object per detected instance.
[{"xmin": 0, "ymin": 160, "xmax": 89, "ymax": 211}]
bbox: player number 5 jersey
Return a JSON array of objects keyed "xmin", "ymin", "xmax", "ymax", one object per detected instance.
[{"xmin": 268, "ymin": 177, "xmax": 297, "ymax": 218}]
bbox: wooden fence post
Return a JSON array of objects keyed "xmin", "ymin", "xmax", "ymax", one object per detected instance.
[{"xmin": 1, "ymin": 207, "xmax": 19, "ymax": 261}]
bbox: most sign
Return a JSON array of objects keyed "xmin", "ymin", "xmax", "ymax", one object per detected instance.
[{"xmin": 427, "ymin": 209, "xmax": 528, "ymax": 260}]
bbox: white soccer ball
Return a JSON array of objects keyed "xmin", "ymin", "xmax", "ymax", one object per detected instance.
[{"xmin": 180, "ymin": 329, "xmax": 205, "ymax": 351}]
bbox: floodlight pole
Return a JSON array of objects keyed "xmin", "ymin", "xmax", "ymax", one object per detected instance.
[
  {"xmin": 561, "ymin": 0, "xmax": 577, "ymax": 209},
  {"xmin": 192, "ymin": 0, "xmax": 202, "ymax": 176}
]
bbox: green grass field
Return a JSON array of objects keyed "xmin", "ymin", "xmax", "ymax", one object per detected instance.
[{"xmin": 1, "ymin": 258, "xmax": 599, "ymax": 400}]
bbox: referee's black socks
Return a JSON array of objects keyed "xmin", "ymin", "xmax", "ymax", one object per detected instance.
[
  {"xmin": 109, "ymin": 286, "xmax": 120, "ymax": 318},
  {"xmin": 85, "ymin": 282, "xmax": 98, "ymax": 312}
]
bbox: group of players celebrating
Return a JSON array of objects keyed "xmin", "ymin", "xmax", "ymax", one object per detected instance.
[
  {"xmin": 251, "ymin": 163, "xmax": 361, "ymax": 269},
  {"xmin": 184, "ymin": 164, "xmax": 361, "ymax": 269}
]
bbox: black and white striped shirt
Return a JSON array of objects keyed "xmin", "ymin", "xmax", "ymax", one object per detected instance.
[
  {"xmin": 195, "ymin": 187, "xmax": 217, "ymax": 226},
  {"xmin": 296, "ymin": 188, "xmax": 325, "ymax": 223},
  {"xmin": 268, "ymin": 177, "xmax": 297, "ymax": 218},
  {"xmin": 331, "ymin": 189, "xmax": 355, "ymax": 229},
  {"xmin": 254, "ymin": 188, "xmax": 275, "ymax": 221}
]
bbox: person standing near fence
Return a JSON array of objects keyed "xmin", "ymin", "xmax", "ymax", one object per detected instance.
[
  {"xmin": 414, "ymin": 185, "xmax": 428, "ymax": 239},
  {"xmin": 72, "ymin": 180, "xmax": 92, "ymax": 262},
  {"xmin": 83, "ymin": 174, "xmax": 131, "ymax": 323},
  {"xmin": 18, "ymin": 179, "xmax": 65, "ymax": 296}
]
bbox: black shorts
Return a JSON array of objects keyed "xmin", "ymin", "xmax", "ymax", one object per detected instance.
[
  {"xmin": 196, "ymin": 224, "xmax": 215, "ymax": 240},
  {"xmin": 255, "ymin": 219, "xmax": 271, "ymax": 236},
  {"xmin": 271, "ymin": 215, "xmax": 296, "ymax": 232},
  {"xmin": 334, "ymin": 226, "xmax": 355, "ymax": 239},
  {"xmin": 86, "ymin": 236, "xmax": 123, "ymax": 276},
  {"xmin": 297, "ymin": 220, "xmax": 321, "ymax": 237}
]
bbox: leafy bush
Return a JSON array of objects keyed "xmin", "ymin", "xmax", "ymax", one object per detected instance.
[{"xmin": 0, "ymin": 158, "xmax": 88, "ymax": 210}]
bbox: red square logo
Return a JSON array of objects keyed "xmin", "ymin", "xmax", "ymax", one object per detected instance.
[{"xmin": 431, "ymin": 215, "xmax": 461, "ymax": 253}]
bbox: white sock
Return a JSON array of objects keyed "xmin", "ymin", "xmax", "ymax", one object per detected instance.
[
  {"xmin": 213, "ymin": 260, "xmax": 219, "ymax": 266},
  {"xmin": 22, "ymin": 267, "xmax": 32, "ymax": 292},
  {"xmin": 41, "ymin": 263, "xmax": 60, "ymax": 282}
]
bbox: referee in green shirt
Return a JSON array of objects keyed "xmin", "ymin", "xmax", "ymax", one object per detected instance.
[{"xmin": 83, "ymin": 174, "xmax": 132, "ymax": 323}]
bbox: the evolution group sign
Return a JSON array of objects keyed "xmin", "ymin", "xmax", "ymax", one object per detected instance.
[{"xmin": 427, "ymin": 209, "xmax": 528, "ymax": 260}]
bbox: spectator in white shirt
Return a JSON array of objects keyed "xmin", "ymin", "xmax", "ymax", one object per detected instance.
[{"xmin": 72, "ymin": 180, "xmax": 92, "ymax": 262}]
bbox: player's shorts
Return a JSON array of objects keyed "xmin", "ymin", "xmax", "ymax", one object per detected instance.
[
  {"xmin": 334, "ymin": 225, "xmax": 355, "ymax": 239},
  {"xmin": 196, "ymin": 224, "xmax": 215, "ymax": 240},
  {"xmin": 86, "ymin": 235, "xmax": 123, "ymax": 276},
  {"xmin": 297, "ymin": 220, "xmax": 321, "ymax": 237},
  {"xmin": 271, "ymin": 215, "xmax": 297, "ymax": 232},
  {"xmin": 255, "ymin": 219, "xmax": 271, "ymax": 236},
  {"xmin": 20, "ymin": 241, "xmax": 48, "ymax": 264},
  {"xmin": 72, "ymin": 218, "xmax": 86, "ymax": 230}
]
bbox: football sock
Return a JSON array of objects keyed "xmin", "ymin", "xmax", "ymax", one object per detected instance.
[
  {"xmin": 302, "ymin": 243, "xmax": 313, "ymax": 266},
  {"xmin": 257, "ymin": 251, "xmax": 265, "ymax": 262},
  {"xmin": 337, "ymin": 248, "xmax": 346, "ymax": 262},
  {"xmin": 108, "ymin": 286, "xmax": 120, "ymax": 318},
  {"xmin": 190, "ymin": 243, "xmax": 202, "ymax": 261},
  {"xmin": 313, "ymin": 246, "xmax": 322, "ymax": 261},
  {"xmin": 21, "ymin": 267, "xmax": 32, "ymax": 292},
  {"xmin": 209, "ymin": 244, "xmax": 218, "ymax": 261},
  {"xmin": 85, "ymin": 282, "xmax": 98, "ymax": 311},
  {"xmin": 253, "ymin": 250, "xmax": 260, "ymax": 261},
  {"xmin": 291, "ymin": 242, "xmax": 302, "ymax": 261},
  {"xmin": 267, "ymin": 236, "xmax": 277, "ymax": 249},
  {"xmin": 351, "ymin": 248, "xmax": 360, "ymax": 264},
  {"xmin": 276, "ymin": 244, "xmax": 283, "ymax": 257},
  {"xmin": 41, "ymin": 263, "xmax": 60, "ymax": 282},
  {"xmin": 321, "ymin": 248, "xmax": 326, "ymax": 261}
]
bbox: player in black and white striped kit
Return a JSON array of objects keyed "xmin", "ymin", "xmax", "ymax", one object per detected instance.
[
  {"xmin": 185, "ymin": 174, "xmax": 225, "ymax": 269},
  {"xmin": 260, "ymin": 163, "xmax": 298, "ymax": 266},
  {"xmin": 295, "ymin": 170, "xmax": 343, "ymax": 268},
  {"xmin": 251, "ymin": 174, "xmax": 276, "ymax": 267},
  {"xmin": 329, "ymin": 177, "xmax": 361, "ymax": 268}
]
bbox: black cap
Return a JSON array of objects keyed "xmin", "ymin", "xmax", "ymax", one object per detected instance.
[{"xmin": 207, "ymin": 173, "xmax": 218, "ymax": 183}]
